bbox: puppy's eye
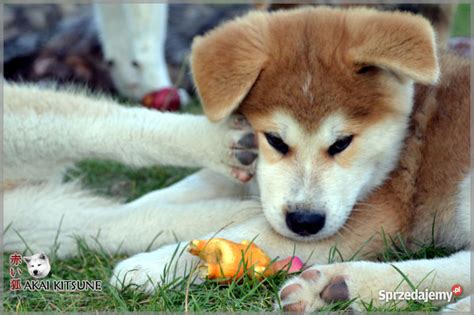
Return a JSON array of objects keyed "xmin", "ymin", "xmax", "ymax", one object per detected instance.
[
  {"xmin": 264, "ymin": 133, "xmax": 289, "ymax": 155},
  {"xmin": 328, "ymin": 135, "xmax": 353, "ymax": 156},
  {"xmin": 38, "ymin": 264, "xmax": 41, "ymax": 266},
  {"xmin": 356, "ymin": 65, "xmax": 378, "ymax": 75}
]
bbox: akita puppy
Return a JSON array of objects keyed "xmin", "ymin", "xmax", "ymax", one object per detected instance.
[{"xmin": 113, "ymin": 6, "xmax": 470, "ymax": 312}]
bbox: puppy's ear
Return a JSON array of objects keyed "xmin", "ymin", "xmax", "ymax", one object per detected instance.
[
  {"xmin": 39, "ymin": 253, "xmax": 47, "ymax": 260},
  {"xmin": 346, "ymin": 9, "xmax": 439, "ymax": 84},
  {"xmin": 23, "ymin": 256, "xmax": 31, "ymax": 263},
  {"xmin": 191, "ymin": 12, "xmax": 268, "ymax": 121}
]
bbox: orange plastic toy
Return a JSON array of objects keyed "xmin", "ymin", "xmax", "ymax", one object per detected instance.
[{"xmin": 188, "ymin": 238, "xmax": 303, "ymax": 281}]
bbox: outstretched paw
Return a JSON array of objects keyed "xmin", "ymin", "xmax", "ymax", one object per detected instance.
[
  {"xmin": 224, "ymin": 115, "xmax": 258, "ymax": 182},
  {"xmin": 277, "ymin": 266, "xmax": 351, "ymax": 312},
  {"xmin": 111, "ymin": 244, "xmax": 198, "ymax": 293}
]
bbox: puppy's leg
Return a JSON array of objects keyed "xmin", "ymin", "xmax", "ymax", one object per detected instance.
[
  {"xmin": 4, "ymin": 182, "xmax": 120, "ymax": 257},
  {"xmin": 441, "ymin": 295, "xmax": 471, "ymax": 312},
  {"xmin": 5, "ymin": 84, "xmax": 257, "ymax": 183},
  {"xmin": 111, "ymin": 206, "xmax": 387, "ymax": 292},
  {"xmin": 278, "ymin": 251, "xmax": 470, "ymax": 312},
  {"xmin": 126, "ymin": 169, "xmax": 257, "ymax": 207},
  {"xmin": 4, "ymin": 179, "xmax": 261, "ymax": 258},
  {"xmin": 278, "ymin": 176, "xmax": 472, "ymax": 312},
  {"xmin": 111, "ymin": 189, "xmax": 408, "ymax": 292},
  {"xmin": 111, "ymin": 212, "xmax": 272, "ymax": 292}
]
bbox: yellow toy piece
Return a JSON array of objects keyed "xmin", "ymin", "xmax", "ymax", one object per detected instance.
[
  {"xmin": 188, "ymin": 238, "xmax": 303, "ymax": 281},
  {"xmin": 188, "ymin": 238, "xmax": 272, "ymax": 280}
]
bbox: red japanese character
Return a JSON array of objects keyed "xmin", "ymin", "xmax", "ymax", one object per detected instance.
[
  {"xmin": 10, "ymin": 278, "xmax": 22, "ymax": 291},
  {"xmin": 9, "ymin": 253, "xmax": 22, "ymax": 266}
]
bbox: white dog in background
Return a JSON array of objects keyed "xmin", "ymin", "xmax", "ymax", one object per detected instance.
[
  {"xmin": 93, "ymin": 3, "xmax": 188, "ymax": 104},
  {"xmin": 23, "ymin": 253, "xmax": 51, "ymax": 279}
]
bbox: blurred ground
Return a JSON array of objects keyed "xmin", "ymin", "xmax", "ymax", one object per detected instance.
[
  {"xmin": 4, "ymin": 3, "xmax": 470, "ymax": 100},
  {"xmin": 4, "ymin": 3, "xmax": 250, "ymax": 95}
]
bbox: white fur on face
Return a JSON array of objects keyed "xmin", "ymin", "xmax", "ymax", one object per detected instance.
[
  {"xmin": 24, "ymin": 253, "xmax": 51, "ymax": 279},
  {"xmin": 257, "ymin": 106, "xmax": 411, "ymax": 241}
]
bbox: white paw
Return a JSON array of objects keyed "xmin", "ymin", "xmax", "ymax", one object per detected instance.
[
  {"xmin": 277, "ymin": 264, "xmax": 352, "ymax": 312},
  {"xmin": 110, "ymin": 244, "xmax": 197, "ymax": 293},
  {"xmin": 440, "ymin": 296, "xmax": 471, "ymax": 313},
  {"xmin": 210, "ymin": 115, "xmax": 258, "ymax": 183}
]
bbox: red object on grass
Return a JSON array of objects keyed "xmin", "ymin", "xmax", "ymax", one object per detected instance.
[
  {"xmin": 272, "ymin": 256, "xmax": 304, "ymax": 274},
  {"xmin": 141, "ymin": 87, "xmax": 181, "ymax": 112}
]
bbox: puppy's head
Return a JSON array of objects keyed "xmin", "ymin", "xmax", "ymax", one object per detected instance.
[
  {"xmin": 24, "ymin": 252, "xmax": 51, "ymax": 279},
  {"xmin": 191, "ymin": 7, "xmax": 439, "ymax": 241}
]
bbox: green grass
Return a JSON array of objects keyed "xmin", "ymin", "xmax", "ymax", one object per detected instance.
[
  {"xmin": 3, "ymin": 230, "xmax": 457, "ymax": 312},
  {"xmin": 65, "ymin": 161, "xmax": 196, "ymax": 202},
  {"xmin": 452, "ymin": 4, "xmax": 471, "ymax": 37}
]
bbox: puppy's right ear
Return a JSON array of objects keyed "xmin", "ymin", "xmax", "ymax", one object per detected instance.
[
  {"xmin": 23, "ymin": 256, "xmax": 31, "ymax": 263},
  {"xmin": 191, "ymin": 12, "xmax": 268, "ymax": 122}
]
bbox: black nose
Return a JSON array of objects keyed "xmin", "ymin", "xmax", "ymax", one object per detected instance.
[
  {"xmin": 286, "ymin": 211, "xmax": 326, "ymax": 236},
  {"xmin": 33, "ymin": 270, "xmax": 38, "ymax": 275}
]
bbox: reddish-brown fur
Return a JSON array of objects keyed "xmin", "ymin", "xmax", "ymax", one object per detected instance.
[
  {"xmin": 257, "ymin": 2, "xmax": 456, "ymax": 48},
  {"xmin": 191, "ymin": 7, "xmax": 469, "ymax": 256}
]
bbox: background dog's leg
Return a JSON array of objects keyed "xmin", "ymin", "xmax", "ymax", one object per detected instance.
[
  {"xmin": 5, "ymin": 84, "xmax": 257, "ymax": 183},
  {"xmin": 94, "ymin": 3, "xmax": 185, "ymax": 101}
]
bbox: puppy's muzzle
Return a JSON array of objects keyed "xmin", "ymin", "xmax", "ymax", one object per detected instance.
[{"xmin": 286, "ymin": 209, "xmax": 325, "ymax": 236}]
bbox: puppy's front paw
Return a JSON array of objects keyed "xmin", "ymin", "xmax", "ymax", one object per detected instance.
[
  {"xmin": 111, "ymin": 244, "xmax": 197, "ymax": 293},
  {"xmin": 227, "ymin": 115, "xmax": 258, "ymax": 182},
  {"xmin": 210, "ymin": 115, "xmax": 257, "ymax": 183},
  {"xmin": 277, "ymin": 265, "xmax": 352, "ymax": 312}
]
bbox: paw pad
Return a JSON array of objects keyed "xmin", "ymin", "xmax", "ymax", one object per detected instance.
[
  {"xmin": 280, "ymin": 283, "xmax": 302, "ymax": 300},
  {"xmin": 283, "ymin": 301, "xmax": 308, "ymax": 312},
  {"xmin": 301, "ymin": 269, "xmax": 321, "ymax": 281},
  {"xmin": 320, "ymin": 276, "xmax": 349, "ymax": 303},
  {"xmin": 237, "ymin": 133, "xmax": 257, "ymax": 148},
  {"xmin": 235, "ymin": 151, "xmax": 257, "ymax": 165}
]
